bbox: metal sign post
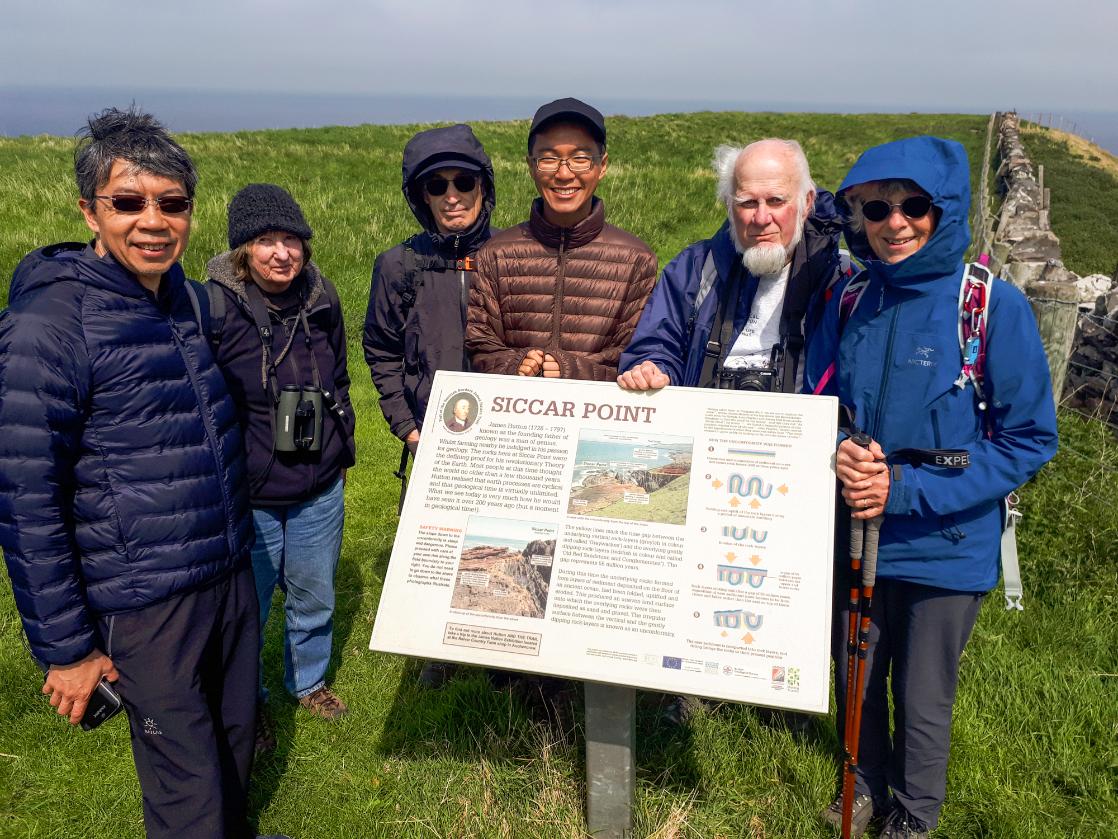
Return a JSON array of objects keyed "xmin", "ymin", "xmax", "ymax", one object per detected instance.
[{"xmin": 584, "ymin": 682, "xmax": 635, "ymax": 838}]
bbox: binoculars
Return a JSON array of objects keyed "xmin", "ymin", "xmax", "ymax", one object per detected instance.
[{"xmin": 275, "ymin": 385, "xmax": 323, "ymax": 452}]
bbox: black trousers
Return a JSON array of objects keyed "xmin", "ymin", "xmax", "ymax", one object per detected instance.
[
  {"xmin": 99, "ymin": 565, "xmax": 259, "ymax": 839},
  {"xmin": 832, "ymin": 575, "xmax": 982, "ymax": 829}
]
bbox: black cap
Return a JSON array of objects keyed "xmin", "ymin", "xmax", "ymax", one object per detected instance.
[
  {"xmin": 528, "ymin": 98, "xmax": 606, "ymax": 151},
  {"xmin": 227, "ymin": 183, "xmax": 313, "ymax": 249}
]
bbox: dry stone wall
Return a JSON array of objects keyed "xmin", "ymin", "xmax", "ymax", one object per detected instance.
[{"xmin": 987, "ymin": 112, "xmax": 1117, "ymax": 420}]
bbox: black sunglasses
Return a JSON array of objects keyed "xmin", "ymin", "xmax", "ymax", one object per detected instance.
[
  {"xmin": 95, "ymin": 194, "xmax": 193, "ymax": 214},
  {"xmin": 861, "ymin": 195, "xmax": 933, "ymax": 223},
  {"xmin": 424, "ymin": 174, "xmax": 478, "ymax": 196}
]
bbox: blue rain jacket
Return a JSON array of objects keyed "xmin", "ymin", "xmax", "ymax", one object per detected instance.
[
  {"xmin": 620, "ymin": 191, "xmax": 842, "ymax": 387},
  {"xmin": 804, "ymin": 137, "xmax": 1057, "ymax": 592}
]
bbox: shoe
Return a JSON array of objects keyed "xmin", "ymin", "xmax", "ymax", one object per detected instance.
[
  {"xmin": 254, "ymin": 706, "xmax": 277, "ymax": 755},
  {"xmin": 879, "ymin": 804, "xmax": 930, "ymax": 838},
  {"xmin": 821, "ymin": 792, "xmax": 875, "ymax": 838},
  {"xmin": 418, "ymin": 661, "xmax": 458, "ymax": 689},
  {"xmin": 298, "ymin": 686, "xmax": 349, "ymax": 720}
]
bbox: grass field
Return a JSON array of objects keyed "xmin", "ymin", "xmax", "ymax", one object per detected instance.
[{"xmin": 1, "ymin": 112, "xmax": 1116, "ymax": 838}]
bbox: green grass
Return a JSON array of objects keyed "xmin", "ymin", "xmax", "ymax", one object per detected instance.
[
  {"xmin": 1018, "ymin": 125, "xmax": 1118, "ymax": 278},
  {"xmin": 2, "ymin": 112, "xmax": 1117, "ymax": 838}
]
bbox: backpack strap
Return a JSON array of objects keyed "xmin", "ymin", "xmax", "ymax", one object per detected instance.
[
  {"xmin": 204, "ymin": 281, "xmax": 227, "ymax": 348},
  {"xmin": 183, "ymin": 280, "xmax": 204, "ymax": 332},
  {"xmin": 685, "ymin": 249, "xmax": 721, "ymax": 343},
  {"xmin": 955, "ymin": 261, "xmax": 993, "ymax": 413},
  {"xmin": 400, "ymin": 236, "xmax": 421, "ymax": 320},
  {"xmin": 812, "ymin": 269, "xmax": 870, "ymax": 395}
]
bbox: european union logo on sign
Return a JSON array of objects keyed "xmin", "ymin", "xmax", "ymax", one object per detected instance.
[{"xmin": 662, "ymin": 656, "xmax": 682, "ymax": 670}]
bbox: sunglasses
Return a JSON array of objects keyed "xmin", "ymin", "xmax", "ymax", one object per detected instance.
[
  {"xmin": 861, "ymin": 196, "xmax": 933, "ymax": 223},
  {"xmin": 95, "ymin": 194, "xmax": 193, "ymax": 214},
  {"xmin": 424, "ymin": 174, "xmax": 478, "ymax": 196}
]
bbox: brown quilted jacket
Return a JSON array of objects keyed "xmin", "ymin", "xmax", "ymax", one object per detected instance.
[{"xmin": 466, "ymin": 198, "xmax": 658, "ymax": 382}]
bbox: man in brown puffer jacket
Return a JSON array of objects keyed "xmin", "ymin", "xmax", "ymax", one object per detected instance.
[{"xmin": 466, "ymin": 98, "xmax": 658, "ymax": 381}]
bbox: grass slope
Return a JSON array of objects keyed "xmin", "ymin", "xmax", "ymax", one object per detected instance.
[{"xmin": 1, "ymin": 112, "xmax": 1116, "ymax": 838}]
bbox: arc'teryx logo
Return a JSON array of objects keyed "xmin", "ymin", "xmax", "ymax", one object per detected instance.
[{"xmin": 908, "ymin": 345, "xmax": 937, "ymax": 368}]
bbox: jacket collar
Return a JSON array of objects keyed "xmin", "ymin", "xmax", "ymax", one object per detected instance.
[
  {"xmin": 205, "ymin": 250, "xmax": 327, "ymax": 310},
  {"xmin": 528, "ymin": 196, "xmax": 605, "ymax": 249}
]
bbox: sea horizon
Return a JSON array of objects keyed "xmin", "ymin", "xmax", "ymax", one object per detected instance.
[{"xmin": 4, "ymin": 85, "xmax": 1117, "ymax": 156}]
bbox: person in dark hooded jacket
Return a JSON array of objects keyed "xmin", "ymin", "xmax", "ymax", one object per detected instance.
[
  {"xmin": 364, "ymin": 123, "xmax": 496, "ymax": 453},
  {"xmin": 363, "ymin": 124, "xmax": 496, "ymax": 689},
  {"xmin": 805, "ymin": 137, "xmax": 1057, "ymax": 837}
]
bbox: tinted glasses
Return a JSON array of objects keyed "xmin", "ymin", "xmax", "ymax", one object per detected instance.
[
  {"xmin": 424, "ymin": 174, "xmax": 478, "ymax": 196},
  {"xmin": 861, "ymin": 195, "xmax": 933, "ymax": 223},
  {"xmin": 95, "ymin": 194, "xmax": 193, "ymax": 214}
]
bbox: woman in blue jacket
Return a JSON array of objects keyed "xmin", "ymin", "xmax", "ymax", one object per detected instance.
[{"xmin": 806, "ymin": 137, "xmax": 1057, "ymax": 837}]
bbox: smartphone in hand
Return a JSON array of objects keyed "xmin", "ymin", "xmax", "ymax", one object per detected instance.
[{"xmin": 80, "ymin": 678, "xmax": 124, "ymax": 731}]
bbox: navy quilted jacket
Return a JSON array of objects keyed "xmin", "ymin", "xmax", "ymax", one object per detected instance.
[{"xmin": 0, "ymin": 244, "xmax": 253, "ymax": 666}]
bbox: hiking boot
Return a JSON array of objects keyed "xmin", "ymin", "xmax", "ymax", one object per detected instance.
[
  {"xmin": 298, "ymin": 687, "xmax": 349, "ymax": 720},
  {"xmin": 418, "ymin": 661, "xmax": 458, "ymax": 689},
  {"xmin": 879, "ymin": 804, "xmax": 930, "ymax": 839},
  {"xmin": 255, "ymin": 706, "xmax": 277, "ymax": 755},
  {"xmin": 821, "ymin": 792, "xmax": 875, "ymax": 837}
]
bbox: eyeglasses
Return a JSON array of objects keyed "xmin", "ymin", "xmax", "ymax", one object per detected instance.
[
  {"xmin": 424, "ymin": 174, "xmax": 478, "ymax": 196},
  {"xmin": 95, "ymin": 194, "xmax": 193, "ymax": 214},
  {"xmin": 531, "ymin": 155, "xmax": 599, "ymax": 174},
  {"xmin": 861, "ymin": 196, "xmax": 933, "ymax": 223}
]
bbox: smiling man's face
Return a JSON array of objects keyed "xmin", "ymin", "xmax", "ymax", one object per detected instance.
[{"xmin": 528, "ymin": 122, "xmax": 607, "ymax": 228}]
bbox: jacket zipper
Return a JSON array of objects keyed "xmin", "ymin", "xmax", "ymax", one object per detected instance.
[
  {"xmin": 870, "ymin": 283, "xmax": 900, "ymax": 441},
  {"xmin": 169, "ymin": 318, "xmax": 237, "ymax": 556},
  {"xmin": 551, "ymin": 230, "xmax": 568, "ymax": 347}
]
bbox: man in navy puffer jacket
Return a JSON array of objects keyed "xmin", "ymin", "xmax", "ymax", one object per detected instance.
[{"xmin": 0, "ymin": 108, "xmax": 262, "ymax": 839}]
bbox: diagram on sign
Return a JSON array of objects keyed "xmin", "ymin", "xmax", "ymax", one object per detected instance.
[
  {"xmin": 708, "ymin": 472, "xmax": 790, "ymax": 510},
  {"xmin": 567, "ymin": 429, "xmax": 692, "ymax": 525},
  {"xmin": 451, "ymin": 516, "xmax": 556, "ymax": 619}
]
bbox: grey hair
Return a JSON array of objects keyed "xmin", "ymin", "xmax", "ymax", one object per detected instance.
[
  {"xmin": 713, "ymin": 138, "xmax": 816, "ymax": 217},
  {"xmin": 75, "ymin": 107, "xmax": 198, "ymax": 201},
  {"xmin": 843, "ymin": 178, "xmax": 927, "ymax": 234}
]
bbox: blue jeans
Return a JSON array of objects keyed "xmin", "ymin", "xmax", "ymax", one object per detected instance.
[{"xmin": 251, "ymin": 476, "xmax": 345, "ymax": 700}]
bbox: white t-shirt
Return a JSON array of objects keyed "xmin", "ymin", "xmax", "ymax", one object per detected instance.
[{"xmin": 723, "ymin": 263, "xmax": 790, "ymax": 370}]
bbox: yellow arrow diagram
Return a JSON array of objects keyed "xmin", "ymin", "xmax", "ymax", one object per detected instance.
[
  {"xmin": 778, "ymin": 484, "xmax": 789, "ymax": 495},
  {"xmin": 750, "ymin": 499, "xmax": 761, "ymax": 509},
  {"xmin": 712, "ymin": 479, "xmax": 723, "ymax": 489}
]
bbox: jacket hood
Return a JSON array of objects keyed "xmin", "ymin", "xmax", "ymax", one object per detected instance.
[
  {"xmin": 402, "ymin": 124, "xmax": 495, "ymax": 253},
  {"xmin": 10, "ymin": 242, "xmax": 187, "ymax": 305},
  {"xmin": 206, "ymin": 250, "xmax": 329, "ymax": 309},
  {"xmin": 837, "ymin": 136, "xmax": 970, "ymax": 287}
]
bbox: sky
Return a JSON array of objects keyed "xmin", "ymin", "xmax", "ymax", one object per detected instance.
[{"xmin": 2, "ymin": 0, "xmax": 1115, "ymax": 117}]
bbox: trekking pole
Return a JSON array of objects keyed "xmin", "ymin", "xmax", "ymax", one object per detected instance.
[{"xmin": 841, "ymin": 432, "xmax": 884, "ymax": 839}]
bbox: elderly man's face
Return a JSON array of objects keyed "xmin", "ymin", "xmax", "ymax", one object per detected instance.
[
  {"xmin": 730, "ymin": 146, "xmax": 813, "ymax": 270},
  {"xmin": 453, "ymin": 399, "xmax": 471, "ymax": 421}
]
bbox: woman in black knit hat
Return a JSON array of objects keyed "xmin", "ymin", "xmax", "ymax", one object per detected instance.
[{"xmin": 206, "ymin": 183, "xmax": 356, "ymax": 751}]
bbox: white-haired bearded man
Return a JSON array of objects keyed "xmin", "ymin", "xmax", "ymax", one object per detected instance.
[{"xmin": 619, "ymin": 138, "xmax": 847, "ymax": 394}]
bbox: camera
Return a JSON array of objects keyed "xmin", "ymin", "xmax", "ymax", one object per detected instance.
[
  {"xmin": 716, "ymin": 366, "xmax": 777, "ymax": 392},
  {"xmin": 275, "ymin": 385, "xmax": 323, "ymax": 452}
]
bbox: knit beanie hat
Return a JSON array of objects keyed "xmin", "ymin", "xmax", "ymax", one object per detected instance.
[{"xmin": 227, "ymin": 183, "xmax": 313, "ymax": 249}]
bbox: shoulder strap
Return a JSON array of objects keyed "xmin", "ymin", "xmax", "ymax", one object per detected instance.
[
  {"xmin": 320, "ymin": 275, "xmax": 342, "ymax": 332},
  {"xmin": 955, "ymin": 261, "xmax": 993, "ymax": 409},
  {"xmin": 205, "ymin": 281, "xmax": 227, "ymax": 347},
  {"xmin": 686, "ymin": 250, "xmax": 720, "ymax": 340},
  {"xmin": 811, "ymin": 268, "xmax": 869, "ymax": 396},
  {"xmin": 400, "ymin": 237, "xmax": 421, "ymax": 318},
  {"xmin": 697, "ymin": 259, "xmax": 745, "ymax": 388},
  {"xmin": 184, "ymin": 280, "xmax": 204, "ymax": 332}
]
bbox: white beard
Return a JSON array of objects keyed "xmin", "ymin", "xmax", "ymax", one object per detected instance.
[{"xmin": 741, "ymin": 242, "xmax": 789, "ymax": 276}]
